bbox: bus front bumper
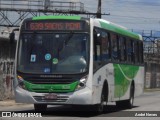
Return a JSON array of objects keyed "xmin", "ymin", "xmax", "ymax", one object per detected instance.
[{"xmin": 15, "ymin": 86, "xmax": 92, "ymax": 105}]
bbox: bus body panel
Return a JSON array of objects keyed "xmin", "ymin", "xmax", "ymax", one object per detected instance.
[
  {"xmin": 15, "ymin": 84, "xmax": 92, "ymax": 105},
  {"xmin": 14, "ymin": 16, "xmax": 144, "ymax": 108},
  {"xmin": 134, "ymin": 66, "xmax": 144, "ymax": 97},
  {"xmin": 114, "ymin": 66, "xmax": 144, "ymax": 101}
]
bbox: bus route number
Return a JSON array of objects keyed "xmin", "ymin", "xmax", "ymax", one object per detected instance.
[{"xmin": 28, "ymin": 22, "xmax": 83, "ymax": 31}]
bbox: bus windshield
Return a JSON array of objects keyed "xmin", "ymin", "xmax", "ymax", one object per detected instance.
[{"xmin": 17, "ymin": 33, "xmax": 89, "ymax": 74}]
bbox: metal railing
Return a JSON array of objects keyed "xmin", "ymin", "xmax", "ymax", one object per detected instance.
[{"xmin": 0, "ymin": 0, "xmax": 84, "ymax": 12}]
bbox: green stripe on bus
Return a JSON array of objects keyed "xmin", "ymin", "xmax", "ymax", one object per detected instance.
[
  {"xmin": 32, "ymin": 16, "xmax": 81, "ymax": 20},
  {"xmin": 113, "ymin": 64, "xmax": 139, "ymax": 98},
  {"xmin": 99, "ymin": 21, "xmax": 141, "ymax": 40},
  {"xmin": 24, "ymin": 81, "xmax": 79, "ymax": 93}
]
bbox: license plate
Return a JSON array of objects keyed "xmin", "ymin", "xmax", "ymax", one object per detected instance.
[{"xmin": 44, "ymin": 93, "xmax": 57, "ymax": 99}]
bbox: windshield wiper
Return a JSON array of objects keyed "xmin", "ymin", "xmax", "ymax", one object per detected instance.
[
  {"xmin": 64, "ymin": 31, "xmax": 74, "ymax": 45},
  {"xmin": 29, "ymin": 32, "xmax": 36, "ymax": 54},
  {"xmin": 58, "ymin": 32, "xmax": 74, "ymax": 53}
]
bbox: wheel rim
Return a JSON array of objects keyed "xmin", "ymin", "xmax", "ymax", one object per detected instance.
[
  {"xmin": 130, "ymin": 95, "xmax": 134, "ymax": 106},
  {"xmin": 130, "ymin": 85, "xmax": 134, "ymax": 107}
]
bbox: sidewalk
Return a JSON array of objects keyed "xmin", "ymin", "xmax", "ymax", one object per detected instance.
[{"xmin": 0, "ymin": 99, "xmax": 26, "ymax": 107}]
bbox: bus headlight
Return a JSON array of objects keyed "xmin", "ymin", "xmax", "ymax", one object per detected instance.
[
  {"xmin": 17, "ymin": 75, "xmax": 26, "ymax": 90},
  {"xmin": 76, "ymin": 75, "xmax": 88, "ymax": 90}
]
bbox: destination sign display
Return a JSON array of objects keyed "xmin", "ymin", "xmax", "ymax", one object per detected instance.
[{"xmin": 25, "ymin": 21, "xmax": 85, "ymax": 31}]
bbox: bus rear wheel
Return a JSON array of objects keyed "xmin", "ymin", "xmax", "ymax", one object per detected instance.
[
  {"xmin": 126, "ymin": 83, "xmax": 134, "ymax": 109},
  {"xmin": 34, "ymin": 104, "xmax": 47, "ymax": 112}
]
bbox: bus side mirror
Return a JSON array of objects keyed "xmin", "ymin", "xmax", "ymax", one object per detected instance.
[{"xmin": 9, "ymin": 32, "xmax": 15, "ymax": 44}]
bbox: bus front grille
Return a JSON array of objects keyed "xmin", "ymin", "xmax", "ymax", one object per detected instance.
[
  {"xmin": 26, "ymin": 78, "xmax": 76, "ymax": 84},
  {"xmin": 33, "ymin": 95, "xmax": 69, "ymax": 103}
]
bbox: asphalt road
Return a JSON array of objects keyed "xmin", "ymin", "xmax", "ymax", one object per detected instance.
[{"xmin": 0, "ymin": 91, "xmax": 160, "ymax": 120}]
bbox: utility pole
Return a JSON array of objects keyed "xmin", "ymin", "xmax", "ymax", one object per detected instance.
[
  {"xmin": 0, "ymin": 0, "xmax": 110, "ymax": 27},
  {"xmin": 44, "ymin": 0, "xmax": 50, "ymax": 10},
  {"xmin": 97, "ymin": 0, "xmax": 102, "ymax": 18}
]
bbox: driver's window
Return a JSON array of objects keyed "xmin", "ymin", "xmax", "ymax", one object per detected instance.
[
  {"xmin": 93, "ymin": 28, "xmax": 101, "ymax": 61},
  {"xmin": 93, "ymin": 27, "xmax": 110, "ymax": 71}
]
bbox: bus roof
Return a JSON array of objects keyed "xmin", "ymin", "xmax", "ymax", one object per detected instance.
[
  {"xmin": 97, "ymin": 19, "xmax": 143, "ymax": 41},
  {"xmin": 32, "ymin": 15, "xmax": 82, "ymax": 20}
]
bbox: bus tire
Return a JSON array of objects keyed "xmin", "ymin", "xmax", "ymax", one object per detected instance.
[
  {"xmin": 95, "ymin": 85, "xmax": 107, "ymax": 113},
  {"xmin": 126, "ymin": 82, "xmax": 134, "ymax": 109},
  {"xmin": 34, "ymin": 104, "xmax": 47, "ymax": 112}
]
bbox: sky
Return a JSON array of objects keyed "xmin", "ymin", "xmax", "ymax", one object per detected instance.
[{"xmin": 79, "ymin": 0, "xmax": 160, "ymax": 31}]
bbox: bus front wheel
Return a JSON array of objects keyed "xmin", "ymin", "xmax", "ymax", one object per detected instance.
[
  {"xmin": 95, "ymin": 86, "xmax": 107, "ymax": 113},
  {"xmin": 96, "ymin": 92, "xmax": 105, "ymax": 113},
  {"xmin": 34, "ymin": 104, "xmax": 47, "ymax": 111}
]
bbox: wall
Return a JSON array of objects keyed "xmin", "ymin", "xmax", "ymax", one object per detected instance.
[
  {"xmin": 145, "ymin": 62, "xmax": 160, "ymax": 88},
  {"xmin": 0, "ymin": 40, "xmax": 16, "ymax": 100}
]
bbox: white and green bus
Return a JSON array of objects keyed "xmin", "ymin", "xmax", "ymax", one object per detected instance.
[{"xmin": 13, "ymin": 15, "xmax": 144, "ymax": 112}]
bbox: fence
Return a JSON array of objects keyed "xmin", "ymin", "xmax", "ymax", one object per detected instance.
[
  {"xmin": 0, "ymin": 0, "xmax": 84, "ymax": 12},
  {"xmin": 145, "ymin": 63, "xmax": 160, "ymax": 88}
]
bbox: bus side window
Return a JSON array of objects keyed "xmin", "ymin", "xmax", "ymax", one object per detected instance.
[
  {"xmin": 126, "ymin": 39, "xmax": 132, "ymax": 63},
  {"xmin": 132, "ymin": 40, "xmax": 136, "ymax": 64},
  {"xmin": 111, "ymin": 34, "xmax": 118, "ymax": 61},
  {"xmin": 119, "ymin": 37, "xmax": 126, "ymax": 62},
  {"xmin": 101, "ymin": 31, "xmax": 110, "ymax": 61},
  {"xmin": 133, "ymin": 41, "xmax": 139, "ymax": 64},
  {"xmin": 136, "ymin": 41, "xmax": 140, "ymax": 63}
]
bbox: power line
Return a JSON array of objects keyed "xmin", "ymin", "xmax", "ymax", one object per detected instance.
[
  {"xmin": 104, "ymin": 0, "xmax": 160, "ymax": 7},
  {"xmin": 109, "ymin": 15, "xmax": 160, "ymax": 20}
]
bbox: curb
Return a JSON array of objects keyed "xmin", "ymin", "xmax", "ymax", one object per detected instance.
[
  {"xmin": 0, "ymin": 100, "xmax": 26, "ymax": 107},
  {"xmin": 144, "ymin": 88, "xmax": 160, "ymax": 92}
]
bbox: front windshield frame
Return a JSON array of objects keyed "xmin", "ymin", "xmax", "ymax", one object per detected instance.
[{"xmin": 17, "ymin": 31, "xmax": 90, "ymax": 75}]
